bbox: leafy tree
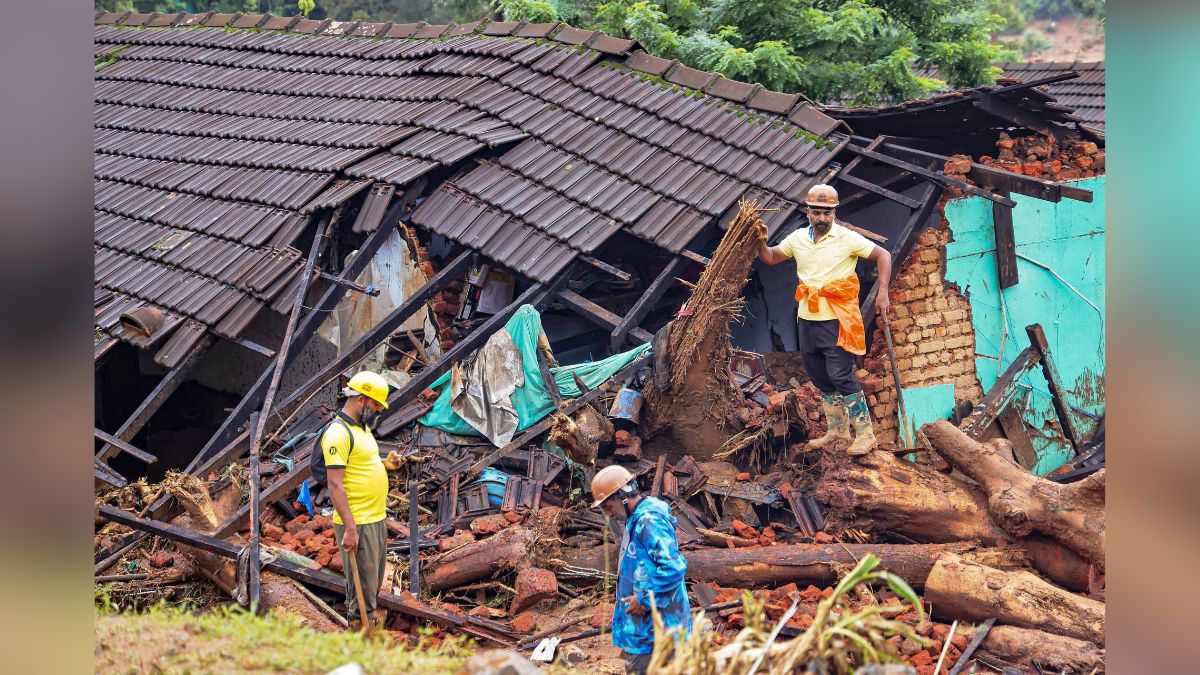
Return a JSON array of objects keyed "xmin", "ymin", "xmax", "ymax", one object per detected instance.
[{"xmin": 94, "ymin": 1, "xmax": 1043, "ymax": 106}]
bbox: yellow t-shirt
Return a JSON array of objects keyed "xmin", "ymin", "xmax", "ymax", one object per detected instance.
[
  {"xmin": 777, "ymin": 222, "xmax": 876, "ymax": 321},
  {"xmin": 321, "ymin": 419, "xmax": 388, "ymax": 526}
]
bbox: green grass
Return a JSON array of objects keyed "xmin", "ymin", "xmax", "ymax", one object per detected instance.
[{"xmin": 95, "ymin": 601, "xmax": 471, "ymax": 674}]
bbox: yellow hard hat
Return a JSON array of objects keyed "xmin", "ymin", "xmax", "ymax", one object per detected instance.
[
  {"xmin": 805, "ymin": 183, "xmax": 839, "ymax": 208},
  {"xmin": 346, "ymin": 371, "xmax": 390, "ymax": 409},
  {"xmin": 591, "ymin": 465, "xmax": 635, "ymax": 508}
]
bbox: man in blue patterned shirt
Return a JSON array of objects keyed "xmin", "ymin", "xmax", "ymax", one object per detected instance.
[{"xmin": 591, "ymin": 465, "xmax": 691, "ymax": 674}]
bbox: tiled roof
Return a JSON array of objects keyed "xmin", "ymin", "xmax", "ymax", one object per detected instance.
[
  {"xmin": 1000, "ymin": 61, "xmax": 1104, "ymax": 131},
  {"xmin": 93, "ymin": 13, "xmax": 844, "ymax": 347}
]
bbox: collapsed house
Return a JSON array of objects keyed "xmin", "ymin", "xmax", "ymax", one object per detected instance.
[{"xmin": 92, "ymin": 10, "xmax": 1105, "ymax": 674}]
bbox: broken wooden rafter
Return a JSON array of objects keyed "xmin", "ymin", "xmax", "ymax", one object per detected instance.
[
  {"xmin": 94, "ymin": 428, "xmax": 157, "ymax": 464},
  {"xmin": 95, "ymin": 333, "xmax": 215, "ymax": 462},
  {"xmin": 97, "ymin": 504, "xmax": 515, "ymax": 646},
  {"xmin": 95, "ymin": 460, "xmax": 127, "ymax": 488},
  {"xmin": 958, "ymin": 346, "xmax": 1041, "ymax": 439},
  {"xmin": 836, "ymin": 172, "xmax": 923, "ymax": 209},
  {"xmin": 187, "ymin": 194, "xmax": 401, "ymax": 473},
  {"xmin": 843, "ymin": 143, "xmax": 1017, "ymax": 208},
  {"xmin": 876, "ymin": 141, "xmax": 1093, "ymax": 204},
  {"xmin": 973, "ymin": 92, "xmax": 1074, "ymax": 143},
  {"xmin": 579, "ymin": 254, "xmax": 632, "ymax": 282},
  {"xmin": 610, "ymin": 256, "xmax": 687, "ymax": 352},
  {"xmin": 556, "ymin": 289, "xmax": 654, "ymax": 346},
  {"xmin": 1025, "ymin": 323, "xmax": 1085, "ymax": 453},
  {"xmin": 230, "ymin": 335, "xmax": 275, "ymax": 358}
]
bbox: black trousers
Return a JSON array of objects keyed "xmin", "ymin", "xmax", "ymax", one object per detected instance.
[{"xmin": 797, "ymin": 318, "xmax": 862, "ymax": 396}]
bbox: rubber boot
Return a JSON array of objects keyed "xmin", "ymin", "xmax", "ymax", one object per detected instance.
[
  {"xmin": 347, "ymin": 618, "xmax": 363, "ymax": 633},
  {"xmin": 844, "ymin": 391, "xmax": 877, "ymax": 456},
  {"xmin": 805, "ymin": 393, "xmax": 851, "ymax": 450}
]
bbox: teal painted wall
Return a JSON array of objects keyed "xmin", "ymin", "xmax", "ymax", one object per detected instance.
[{"xmin": 943, "ymin": 176, "xmax": 1105, "ymax": 475}]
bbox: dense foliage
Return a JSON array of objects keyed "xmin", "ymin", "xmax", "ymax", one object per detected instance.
[{"xmin": 95, "ymin": 0, "xmax": 1102, "ymax": 105}]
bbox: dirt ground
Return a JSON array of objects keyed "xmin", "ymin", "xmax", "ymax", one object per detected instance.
[{"xmin": 1001, "ymin": 16, "xmax": 1106, "ymax": 62}]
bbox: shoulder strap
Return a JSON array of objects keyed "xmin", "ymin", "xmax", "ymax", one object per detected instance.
[{"xmin": 325, "ymin": 412, "xmax": 356, "ymax": 457}]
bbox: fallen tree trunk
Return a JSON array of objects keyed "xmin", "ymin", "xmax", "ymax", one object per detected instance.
[
  {"xmin": 813, "ymin": 447, "xmax": 1014, "ymax": 546},
  {"xmin": 421, "ymin": 526, "xmax": 533, "ymax": 592},
  {"xmin": 682, "ymin": 542, "xmax": 1025, "ymax": 589},
  {"xmin": 643, "ymin": 201, "xmax": 765, "ymax": 459},
  {"xmin": 925, "ymin": 553, "xmax": 1104, "ymax": 646},
  {"xmin": 976, "ymin": 625, "xmax": 1105, "ymax": 673},
  {"xmin": 924, "ymin": 419, "xmax": 1105, "ymax": 572}
]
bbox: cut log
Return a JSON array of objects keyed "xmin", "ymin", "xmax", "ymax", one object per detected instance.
[
  {"xmin": 643, "ymin": 201, "xmax": 765, "ymax": 459},
  {"xmin": 421, "ymin": 526, "xmax": 533, "ymax": 592},
  {"xmin": 977, "ymin": 625, "xmax": 1105, "ymax": 673},
  {"xmin": 924, "ymin": 419, "xmax": 1105, "ymax": 572},
  {"xmin": 925, "ymin": 553, "xmax": 1104, "ymax": 646},
  {"xmin": 813, "ymin": 447, "xmax": 1014, "ymax": 546},
  {"xmin": 682, "ymin": 542, "xmax": 1025, "ymax": 589}
]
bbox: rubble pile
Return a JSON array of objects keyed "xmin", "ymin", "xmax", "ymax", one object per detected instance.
[{"xmin": 95, "ymin": 193, "xmax": 1105, "ymax": 673}]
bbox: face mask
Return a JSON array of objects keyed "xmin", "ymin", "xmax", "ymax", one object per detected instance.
[{"xmin": 359, "ymin": 406, "xmax": 383, "ymax": 430}]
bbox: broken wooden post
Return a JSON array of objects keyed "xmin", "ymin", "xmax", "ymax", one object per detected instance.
[
  {"xmin": 923, "ymin": 419, "xmax": 1105, "ymax": 571},
  {"xmin": 992, "ymin": 190, "xmax": 1019, "ymax": 289},
  {"xmin": 1025, "ymin": 323, "xmax": 1085, "ymax": 452},
  {"xmin": 958, "ymin": 346, "xmax": 1040, "ymax": 439}
]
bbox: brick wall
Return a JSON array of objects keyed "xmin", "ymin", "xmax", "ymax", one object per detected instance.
[{"xmin": 861, "ymin": 215, "xmax": 985, "ymax": 446}]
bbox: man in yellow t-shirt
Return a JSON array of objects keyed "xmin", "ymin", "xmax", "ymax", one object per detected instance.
[
  {"xmin": 324, "ymin": 370, "xmax": 390, "ymax": 631},
  {"xmin": 757, "ymin": 184, "xmax": 892, "ymax": 456}
]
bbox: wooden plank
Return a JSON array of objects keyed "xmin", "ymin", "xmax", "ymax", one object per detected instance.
[
  {"xmin": 992, "ymin": 190, "xmax": 1019, "ymax": 289},
  {"xmin": 97, "ymin": 504, "xmax": 514, "ymax": 645},
  {"xmin": 973, "ymin": 93, "xmax": 1071, "ymax": 142},
  {"xmin": 580, "ymin": 255, "xmax": 632, "ymax": 282},
  {"xmin": 843, "ymin": 144, "xmax": 1017, "ymax": 208},
  {"xmin": 95, "ymin": 463, "xmax": 127, "ymax": 488},
  {"xmin": 1025, "ymin": 323, "xmax": 1084, "ymax": 453},
  {"xmin": 837, "ymin": 172, "xmax": 923, "ymax": 209},
  {"xmin": 188, "ymin": 199, "xmax": 402, "ymax": 471},
  {"xmin": 997, "ymin": 406, "xmax": 1039, "ymax": 470},
  {"xmin": 679, "ymin": 250, "xmax": 710, "ymax": 266},
  {"xmin": 959, "ymin": 347, "xmax": 1041, "ymax": 439},
  {"xmin": 94, "ymin": 428, "xmax": 157, "ymax": 464},
  {"xmin": 610, "ymin": 256, "xmax": 687, "ymax": 352},
  {"xmin": 95, "ymin": 333, "xmax": 215, "ymax": 462},
  {"xmin": 557, "ymin": 289, "xmax": 654, "ymax": 345}
]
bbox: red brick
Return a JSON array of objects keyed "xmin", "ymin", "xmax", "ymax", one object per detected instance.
[
  {"xmin": 910, "ymin": 650, "xmax": 933, "ymax": 667},
  {"xmin": 510, "ymin": 567, "xmax": 558, "ymax": 614},
  {"xmin": 469, "ymin": 605, "xmax": 492, "ymax": 619},
  {"xmin": 510, "ymin": 610, "xmax": 536, "ymax": 633},
  {"xmin": 293, "ymin": 528, "xmax": 315, "ymax": 543},
  {"xmin": 263, "ymin": 523, "xmax": 285, "ymax": 540},
  {"xmin": 503, "ymin": 510, "xmax": 524, "ymax": 524},
  {"xmin": 731, "ymin": 519, "xmax": 759, "ymax": 539},
  {"xmin": 614, "ymin": 429, "xmax": 632, "ymax": 446},
  {"xmin": 470, "ymin": 514, "xmax": 511, "ymax": 535},
  {"xmin": 591, "ymin": 602, "xmax": 614, "ymax": 629},
  {"xmin": 735, "ymin": 472, "xmax": 751, "ymax": 481},
  {"xmin": 813, "ymin": 532, "xmax": 833, "ymax": 543}
]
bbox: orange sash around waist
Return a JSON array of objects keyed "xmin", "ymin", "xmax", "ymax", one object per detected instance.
[{"xmin": 795, "ymin": 274, "xmax": 866, "ymax": 355}]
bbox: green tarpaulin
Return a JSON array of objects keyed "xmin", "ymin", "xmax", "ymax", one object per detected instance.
[{"xmin": 418, "ymin": 305, "xmax": 651, "ymax": 437}]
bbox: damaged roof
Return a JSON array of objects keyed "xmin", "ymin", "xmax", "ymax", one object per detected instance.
[
  {"xmin": 93, "ymin": 11, "xmax": 844, "ymax": 304},
  {"xmin": 1000, "ymin": 61, "xmax": 1105, "ymax": 132}
]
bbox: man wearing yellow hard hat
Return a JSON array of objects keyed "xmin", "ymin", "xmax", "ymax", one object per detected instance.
[{"xmin": 323, "ymin": 370, "xmax": 390, "ymax": 631}]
